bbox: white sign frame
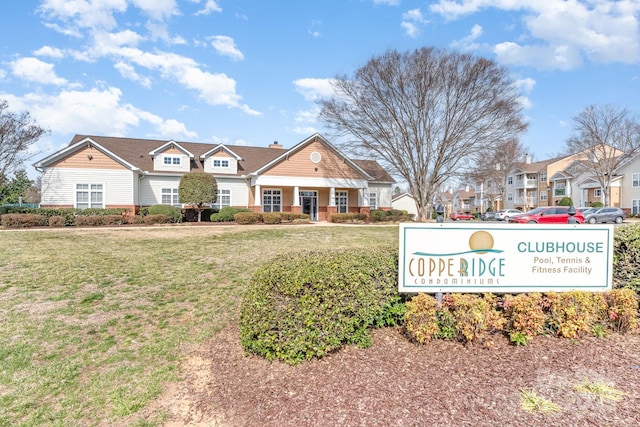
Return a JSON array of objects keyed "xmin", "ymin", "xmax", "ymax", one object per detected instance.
[{"xmin": 398, "ymin": 223, "xmax": 614, "ymax": 293}]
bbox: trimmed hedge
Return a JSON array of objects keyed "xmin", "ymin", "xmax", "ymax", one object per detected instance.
[
  {"xmin": 211, "ymin": 207, "xmax": 252, "ymax": 222},
  {"xmin": 613, "ymin": 223, "xmax": 640, "ymax": 291},
  {"xmin": 239, "ymin": 246, "xmax": 405, "ymax": 364},
  {"xmin": 404, "ymin": 289, "xmax": 639, "ymax": 346},
  {"xmin": 370, "ymin": 209, "xmax": 415, "ymax": 223},
  {"xmin": 330, "ymin": 212, "xmax": 368, "ymax": 223},
  {"xmin": 1, "ymin": 214, "xmax": 48, "ymax": 228},
  {"xmin": 148, "ymin": 204, "xmax": 182, "ymax": 223}
]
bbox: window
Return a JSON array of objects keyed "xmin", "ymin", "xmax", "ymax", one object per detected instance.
[
  {"xmin": 162, "ymin": 188, "xmax": 180, "ymax": 206},
  {"xmin": 633, "ymin": 200, "xmax": 640, "ymax": 215},
  {"xmin": 508, "ymin": 176, "xmax": 513, "ymax": 185},
  {"xmin": 507, "ymin": 192, "xmax": 513, "ymax": 201},
  {"xmin": 594, "ymin": 189, "xmax": 602, "ymax": 197},
  {"xmin": 212, "ymin": 189, "xmax": 231, "ymax": 209},
  {"xmin": 540, "ymin": 190, "xmax": 547, "ymax": 201},
  {"xmin": 369, "ymin": 192, "xmax": 378, "ymax": 210},
  {"xmin": 163, "ymin": 156, "xmax": 180, "ymax": 165},
  {"xmin": 540, "ymin": 172, "xmax": 547, "ymax": 182},
  {"xmin": 76, "ymin": 183, "xmax": 103, "ymax": 209},
  {"xmin": 213, "ymin": 159, "xmax": 229, "ymax": 168},
  {"xmin": 336, "ymin": 191, "xmax": 348, "ymax": 213},
  {"xmin": 633, "ymin": 173, "xmax": 640, "ymax": 187},
  {"xmin": 263, "ymin": 189, "xmax": 281, "ymax": 212}
]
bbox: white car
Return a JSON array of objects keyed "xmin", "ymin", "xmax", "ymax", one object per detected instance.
[{"xmin": 495, "ymin": 209, "xmax": 522, "ymax": 221}]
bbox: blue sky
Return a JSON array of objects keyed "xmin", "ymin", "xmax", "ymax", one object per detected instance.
[{"xmin": 1, "ymin": 0, "xmax": 639, "ymax": 179}]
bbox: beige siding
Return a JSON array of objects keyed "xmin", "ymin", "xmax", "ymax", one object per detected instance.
[
  {"xmin": 263, "ymin": 140, "xmax": 363, "ymax": 179},
  {"xmin": 51, "ymin": 146, "xmax": 124, "ymax": 170}
]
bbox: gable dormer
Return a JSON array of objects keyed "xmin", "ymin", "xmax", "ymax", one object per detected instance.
[
  {"xmin": 149, "ymin": 140, "xmax": 193, "ymax": 173},
  {"xmin": 200, "ymin": 145, "xmax": 242, "ymax": 175}
]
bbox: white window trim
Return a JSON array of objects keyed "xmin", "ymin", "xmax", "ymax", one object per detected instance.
[
  {"xmin": 262, "ymin": 188, "xmax": 282, "ymax": 213},
  {"xmin": 633, "ymin": 200, "xmax": 640, "ymax": 215},
  {"xmin": 161, "ymin": 188, "xmax": 180, "ymax": 206},
  {"xmin": 633, "ymin": 173, "xmax": 640, "ymax": 187},
  {"xmin": 336, "ymin": 190, "xmax": 348, "ymax": 213},
  {"xmin": 75, "ymin": 183, "xmax": 104, "ymax": 209},
  {"xmin": 212, "ymin": 188, "xmax": 232, "ymax": 209},
  {"xmin": 369, "ymin": 192, "xmax": 378, "ymax": 210}
]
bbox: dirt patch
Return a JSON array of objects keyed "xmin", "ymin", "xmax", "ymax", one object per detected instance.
[{"xmin": 135, "ymin": 324, "xmax": 640, "ymax": 426}]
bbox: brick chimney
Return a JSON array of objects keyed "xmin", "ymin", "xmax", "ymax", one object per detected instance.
[{"xmin": 269, "ymin": 141, "xmax": 284, "ymax": 149}]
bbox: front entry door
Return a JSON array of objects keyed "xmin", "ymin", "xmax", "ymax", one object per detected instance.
[{"xmin": 300, "ymin": 191, "xmax": 318, "ymax": 221}]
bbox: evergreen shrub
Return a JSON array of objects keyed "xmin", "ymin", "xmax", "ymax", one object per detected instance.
[
  {"xmin": 148, "ymin": 204, "xmax": 182, "ymax": 223},
  {"xmin": 211, "ymin": 207, "xmax": 251, "ymax": 222},
  {"xmin": 613, "ymin": 223, "xmax": 640, "ymax": 291},
  {"xmin": 239, "ymin": 246, "xmax": 404, "ymax": 364}
]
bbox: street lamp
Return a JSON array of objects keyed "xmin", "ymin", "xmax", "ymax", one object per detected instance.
[
  {"xmin": 436, "ymin": 204, "xmax": 445, "ymax": 223},
  {"xmin": 567, "ymin": 205, "xmax": 578, "ymax": 224}
]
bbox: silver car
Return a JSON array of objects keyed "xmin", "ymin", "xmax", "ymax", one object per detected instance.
[{"xmin": 584, "ymin": 207, "xmax": 626, "ymax": 224}]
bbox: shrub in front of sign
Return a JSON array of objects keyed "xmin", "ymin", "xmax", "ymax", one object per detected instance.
[
  {"xmin": 441, "ymin": 293, "xmax": 505, "ymax": 343},
  {"xmin": 613, "ymin": 223, "xmax": 640, "ymax": 291},
  {"xmin": 543, "ymin": 291, "xmax": 608, "ymax": 339},
  {"xmin": 239, "ymin": 246, "xmax": 403, "ymax": 364},
  {"xmin": 404, "ymin": 293, "xmax": 440, "ymax": 343},
  {"xmin": 502, "ymin": 292, "xmax": 547, "ymax": 345},
  {"xmin": 604, "ymin": 288, "xmax": 639, "ymax": 332}
]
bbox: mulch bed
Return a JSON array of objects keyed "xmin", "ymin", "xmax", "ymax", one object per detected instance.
[{"xmin": 148, "ymin": 325, "xmax": 640, "ymax": 426}]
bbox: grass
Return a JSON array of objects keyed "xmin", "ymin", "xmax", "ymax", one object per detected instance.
[
  {"xmin": 0, "ymin": 224, "xmax": 398, "ymax": 426},
  {"xmin": 574, "ymin": 378, "xmax": 628, "ymax": 403},
  {"xmin": 520, "ymin": 389, "xmax": 562, "ymax": 413}
]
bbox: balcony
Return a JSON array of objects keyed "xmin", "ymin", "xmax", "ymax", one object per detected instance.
[{"xmin": 514, "ymin": 178, "xmax": 539, "ymax": 189}]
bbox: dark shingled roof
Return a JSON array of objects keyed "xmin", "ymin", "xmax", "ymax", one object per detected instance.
[{"xmin": 69, "ymin": 135, "xmax": 395, "ymax": 182}]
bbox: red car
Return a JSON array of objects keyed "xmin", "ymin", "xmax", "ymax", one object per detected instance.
[
  {"xmin": 509, "ymin": 206, "xmax": 584, "ymax": 224},
  {"xmin": 450, "ymin": 212, "xmax": 474, "ymax": 221}
]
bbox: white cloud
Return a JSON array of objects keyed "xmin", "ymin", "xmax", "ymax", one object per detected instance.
[
  {"xmin": 38, "ymin": 0, "xmax": 127, "ymax": 31},
  {"xmin": 130, "ymin": 0, "xmax": 179, "ymax": 21},
  {"xmin": 401, "ymin": 22, "xmax": 420, "ymax": 38},
  {"xmin": 430, "ymin": 0, "xmax": 640, "ymax": 69},
  {"xmin": 34, "ymin": 46, "xmax": 65, "ymax": 58},
  {"xmin": 3, "ymin": 86, "xmax": 196, "ymax": 140},
  {"xmin": 294, "ymin": 78, "xmax": 335, "ymax": 101},
  {"xmin": 114, "ymin": 62, "xmax": 152, "ymax": 88},
  {"xmin": 292, "ymin": 126, "xmax": 319, "ymax": 135},
  {"xmin": 0, "ymin": 69, "xmax": 5, "ymax": 80},
  {"xmin": 401, "ymin": 8, "xmax": 427, "ymax": 38},
  {"xmin": 450, "ymin": 24, "xmax": 483, "ymax": 51},
  {"xmin": 210, "ymin": 36, "xmax": 244, "ymax": 60},
  {"xmin": 373, "ymin": 0, "xmax": 400, "ymax": 5},
  {"xmin": 10, "ymin": 57, "xmax": 69, "ymax": 86},
  {"xmin": 194, "ymin": 0, "xmax": 222, "ymax": 16}
]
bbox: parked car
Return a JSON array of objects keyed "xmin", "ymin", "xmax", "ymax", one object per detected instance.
[
  {"xmin": 578, "ymin": 207, "xmax": 599, "ymax": 216},
  {"xmin": 583, "ymin": 207, "xmax": 626, "ymax": 224},
  {"xmin": 495, "ymin": 209, "xmax": 522, "ymax": 221},
  {"xmin": 509, "ymin": 206, "xmax": 585, "ymax": 224},
  {"xmin": 450, "ymin": 212, "xmax": 474, "ymax": 221},
  {"xmin": 480, "ymin": 211, "xmax": 497, "ymax": 221}
]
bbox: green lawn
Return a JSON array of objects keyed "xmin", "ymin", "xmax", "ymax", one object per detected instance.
[{"xmin": 0, "ymin": 224, "xmax": 397, "ymax": 426}]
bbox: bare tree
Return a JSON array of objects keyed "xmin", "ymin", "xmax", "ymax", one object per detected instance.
[
  {"xmin": 317, "ymin": 47, "xmax": 527, "ymax": 221},
  {"xmin": 468, "ymin": 138, "xmax": 527, "ymax": 211},
  {"xmin": 0, "ymin": 100, "xmax": 48, "ymax": 178},
  {"xmin": 566, "ymin": 104, "xmax": 640, "ymax": 206}
]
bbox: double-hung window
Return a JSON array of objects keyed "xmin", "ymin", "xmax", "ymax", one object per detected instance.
[
  {"xmin": 163, "ymin": 156, "xmax": 180, "ymax": 165},
  {"xmin": 633, "ymin": 173, "xmax": 640, "ymax": 187},
  {"xmin": 162, "ymin": 188, "xmax": 180, "ymax": 206},
  {"xmin": 263, "ymin": 189, "xmax": 281, "ymax": 212},
  {"xmin": 633, "ymin": 200, "xmax": 640, "ymax": 215},
  {"xmin": 76, "ymin": 183, "xmax": 103, "ymax": 209},
  {"xmin": 213, "ymin": 189, "xmax": 231, "ymax": 209},
  {"xmin": 213, "ymin": 159, "xmax": 229, "ymax": 168},
  {"xmin": 369, "ymin": 192, "xmax": 378, "ymax": 210},
  {"xmin": 336, "ymin": 191, "xmax": 348, "ymax": 213}
]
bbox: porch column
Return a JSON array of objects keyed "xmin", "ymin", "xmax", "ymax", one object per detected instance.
[
  {"xmin": 293, "ymin": 186, "xmax": 300, "ymax": 206},
  {"xmin": 255, "ymin": 185, "xmax": 261, "ymax": 206},
  {"xmin": 329, "ymin": 187, "xmax": 336, "ymax": 206},
  {"xmin": 291, "ymin": 186, "xmax": 301, "ymax": 214}
]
